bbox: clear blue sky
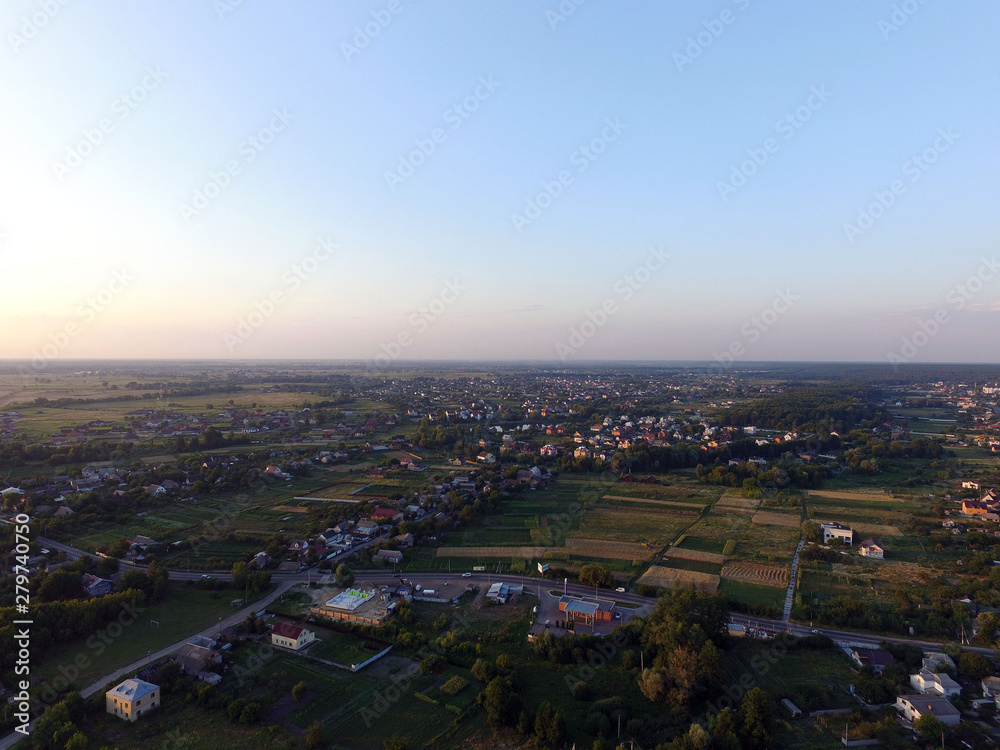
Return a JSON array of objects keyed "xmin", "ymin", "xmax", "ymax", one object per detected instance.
[{"xmin": 3, "ymin": 1, "xmax": 999, "ymax": 363}]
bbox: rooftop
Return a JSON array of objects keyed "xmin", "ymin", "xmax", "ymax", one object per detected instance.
[{"xmin": 108, "ymin": 679, "xmax": 158, "ymax": 702}]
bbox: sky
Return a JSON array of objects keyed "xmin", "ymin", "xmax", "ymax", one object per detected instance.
[{"xmin": 2, "ymin": 0, "xmax": 999, "ymax": 365}]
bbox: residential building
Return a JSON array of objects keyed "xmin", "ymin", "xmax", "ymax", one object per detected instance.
[
  {"xmin": 909, "ymin": 669, "xmax": 961, "ymax": 698},
  {"xmin": 375, "ymin": 549, "xmax": 403, "ymax": 564},
  {"xmin": 81, "ymin": 573, "xmax": 113, "ymax": 597},
  {"xmin": 851, "ymin": 648, "xmax": 895, "ymax": 672},
  {"xmin": 896, "ymin": 695, "xmax": 961, "ymax": 726},
  {"xmin": 922, "ymin": 652, "xmax": 956, "ymax": 672},
  {"xmin": 821, "ymin": 522, "xmax": 854, "ymax": 546},
  {"xmin": 270, "ymin": 621, "xmax": 316, "ymax": 651},
  {"xmin": 858, "ymin": 539, "xmax": 884, "ymax": 559},
  {"xmin": 175, "ymin": 643, "xmax": 221, "ymax": 675},
  {"xmin": 982, "ymin": 676, "xmax": 1000, "ymax": 698},
  {"xmin": 105, "ymin": 679, "xmax": 160, "ymax": 722}
]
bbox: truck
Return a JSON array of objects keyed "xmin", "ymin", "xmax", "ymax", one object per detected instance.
[{"xmin": 422, "ymin": 589, "xmax": 436, "ymax": 596}]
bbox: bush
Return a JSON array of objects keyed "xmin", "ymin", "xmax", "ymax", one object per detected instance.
[
  {"xmin": 585, "ymin": 711, "xmax": 611, "ymax": 736},
  {"xmin": 440, "ymin": 676, "xmax": 468, "ymax": 696}
]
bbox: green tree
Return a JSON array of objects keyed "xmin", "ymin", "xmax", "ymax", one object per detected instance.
[
  {"xmin": 914, "ymin": 713, "xmax": 947, "ymax": 742},
  {"xmin": 292, "ymin": 680, "xmax": 308, "ymax": 701},
  {"xmin": 579, "ymin": 563, "xmax": 611, "ymax": 588},
  {"xmin": 335, "ymin": 563, "xmax": 354, "ymax": 587},
  {"xmin": 740, "ymin": 687, "xmax": 775, "ymax": 750},
  {"xmin": 959, "ymin": 651, "xmax": 991, "ymax": 680},
  {"xmin": 478, "ymin": 676, "xmax": 521, "ymax": 729},
  {"xmin": 304, "ymin": 721, "xmax": 325, "ymax": 749},
  {"xmin": 65, "ymin": 732, "xmax": 89, "ymax": 750}
]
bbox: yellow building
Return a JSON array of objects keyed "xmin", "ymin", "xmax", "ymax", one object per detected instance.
[{"xmin": 105, "ymin": 679, "xmax": 160, "ymax": 722}]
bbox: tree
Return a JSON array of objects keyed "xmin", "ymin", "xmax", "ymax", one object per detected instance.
[
  {"xmin": 579, "ymin": 563, "xmax": 611, "ymax": 588},
  {"xmin": 914, "ymin": 713, "xmax": 947, "ymax": 741},
  {"xmin": 292, "ymin": 680, "xmax": 308, "ymax": 701},
  {"xmin": 740, "ymin": 687, "xmax": 775, "ymax": 750},
  {"xmin": 304, "ymin": 720, "xmax": 325, "ymax": 749},
  {"xmin": 335, "ymin": 563, "xmax": 354, "ymax": 588},
  {"xmin": 478, "ymin": 676, "xmax": 521, "ymax": 728},
  {"xmin": 977, "ymin": 611, "xmax": 999, "ymax": 644},
  {"xmin": 65, "ymin": 732, "xmax": 89, "ymax": 750},
  {"xmin": 959, "ymin": 651, "xmax": 992, "ymax": 680},
  {"xmin": 232, "ymin": 561, "xmax": 249, "ymax": 590}
]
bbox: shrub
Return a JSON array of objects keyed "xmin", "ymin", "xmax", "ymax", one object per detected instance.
[{"xmin": 440, "ymin": 676, "xmax": 469, "ymax": 696}]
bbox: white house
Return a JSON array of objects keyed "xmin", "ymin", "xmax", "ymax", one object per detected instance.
[
  {"xmin": 909, "ymin": 669, "xmax": 961, "ymax": 698},
  {"xmin": 858, "ymin": 538, "xmax": 884, "ymax": 559},
  {"xmin": 896, "ymin": 695, "xmax": 961, "ymax": 726},
  {"xmin": 270, "ymin": 622, "xmax": 315, "ymax": 651},
  {"xmin": 821, "ymin": 522, "xmax": 853, "ymax": 546}
]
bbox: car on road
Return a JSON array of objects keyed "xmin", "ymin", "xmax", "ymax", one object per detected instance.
[
  {"xmin": 615, "ymin": 587, "xmax": 625, "ymax": 593},
  {"xmin": 615, "ymin": 612, "xmax": 622, "ymax": 619},
  {"xmin": 462, "ymin": 572, "xmax": 472, "ymax": 577},
  {"xmin": 201, "ymin": 574, "xmax": 212, "ymax": 579}
]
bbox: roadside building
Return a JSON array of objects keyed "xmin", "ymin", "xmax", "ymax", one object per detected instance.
[{"xmin": 105, "ymin": 679, "xmax": 160, "ymax": 722}]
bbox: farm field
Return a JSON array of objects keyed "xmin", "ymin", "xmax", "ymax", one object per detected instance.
[
  {"xmin": 721, "ymin": 561, "xmax": 788, "ymax": 588},
  {"xmin": 635, "ymin": 564, "xmax": 720, "ymax": 594}
]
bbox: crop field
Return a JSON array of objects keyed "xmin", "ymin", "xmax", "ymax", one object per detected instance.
[
  {"xmin": 601, "ymin": 495, "xmax": 709, "ymax": 509},
  {"xmin": 664, "ymin": 547, "xmax": 727, "ymax": 564},
  {"xmin": 635, "ymin": 564, "xmax": 720, "ymax": 594},
  {"xmin": 686, "ymin": 513, "xmax": 752, "ymax": 542},
  {"xmin": 676, "ymin": 536, "xmax": 727, "ymax": 554},
  {"xmin": 737, "ymin": 523, "xmax": 801, "ymax": 563},
  {"xmin": 660, "ymin": 556, "xmax": 724, "ymax": 575},
  {"xmin": 751, "ymin": 510, "xmax": 802, "ymax": 528},
  {"xmin": 721, "ymin": 561, "xmax": 789, "ymax": 588},
  {"xmin": 718, "ymin": 579, "xmax": 787, "ymax": 612},
  {"xmin": 716, "ymin": 495, "xmax": 761, "ymax": 510},
  {"xmin": 437, "ymin": 546, "xmax": 546, "ymax": 558},
  {"xmin": 575, "ymin": 505, "xmax": 696, "ymax": 546},
  {"xmin": 712, "ymin": 506, "xmax": 757, "ymax": 516},
  {"xmin": 564, "ymin": 537, "xmax": 654, "ymax": 561}
]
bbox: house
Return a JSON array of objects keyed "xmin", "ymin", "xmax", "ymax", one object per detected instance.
[
  {"xmin": 375, "ymin": 549, "xmax": 403, "ymax": 564},
  {"xmin": 858, "ymin": 539, "xmax": 884, "ymax": 559},
  {"xmin": 370, "ymin": 508, "xmax": 403, "ymax": 524},
  {"xmin": 962, "ymin": 481, "xmax": 981, "ymax": 490},
  {"xmin": 851, "ymin": 648, "xmax": 896, "ymax": 672},
  {"xmin": 288, "ymin": 539, "xmax": 310, "ymax": 553},
  {"xmin": 896, "ymin": 695, "xmax": 961, "ymax": 726},
  {"xmin": 476, "ymin": 452, "xmax": 497, "ymax": 465},
  {"xmin": 175, "ymin": 643, "xmax": 221, "ymax": 675},
  {"xmin": 821, "ymin": 522, "xmax": 854, "ymax": 546},
  {"xmin": 909, "ymin": 669, "xmax": 961, "ymax": 697},
  {"xmin": 540, "ymin": 445, "xmax": 558, "ymax": 458},
  {"xmin": 81, "ymin": 573, "xmax": 113, "ymax": 597},
  {"xmin": 394, "ymin": 532, "xmax": 415, "ymax": 548},
  {"xmin": 963, "ymin": 500, "xmax": 992, "ymax": 516},
  {"xmin": 573, "ymin": 446, "xmax": 591, "ymax": 459},
  {"xmin": 252, "ymin": 551, "xmax": 270, "ymax": 568},
  {"xmin": 982, "ymin": 676, "xmax": 1000, "ymax": 698},
  {"xmin": 270, "ymin": 621, "xmax": 316, "ymax": 651},
  {"xmin": 53, "ymin": 505, "xmax": 75, "ymax": 518},
  {"xmin": 922, "ymin": 652, "xmax": 956, "ymax": 673},
  {"xmin": 106, "ymin": 679, "xmax": 160, "ymax": 722},
  {"xmin": 355, "ymin": 520, "xmax": 380, "ymax": 537}
]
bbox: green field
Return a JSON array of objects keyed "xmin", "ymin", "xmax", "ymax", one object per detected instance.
[{"xmin": 36, "ymin": 581, "xmax": 273, "ymax": 692}]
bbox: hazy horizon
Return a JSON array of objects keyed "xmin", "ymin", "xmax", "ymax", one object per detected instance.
[{"xmin": 4, "ymin": 1, "xmax": 999, "ymax": 365}]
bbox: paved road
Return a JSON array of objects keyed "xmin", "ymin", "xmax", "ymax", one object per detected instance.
[{"xmin": 782, "ymin": 536, "xmax": 804, "ymax": 622}]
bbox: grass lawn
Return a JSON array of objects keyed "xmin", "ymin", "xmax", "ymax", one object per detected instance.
[
  {"xmin": 35, "ymin": 582, "xmax": 273, "ymax": 692},
  {"xmin": 719, "ymin": 579, "xmax": 786, "ymax": 615},
  {"xmin": 311, "ymin": 628, "xmax": 385, "ymax": 668}
]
